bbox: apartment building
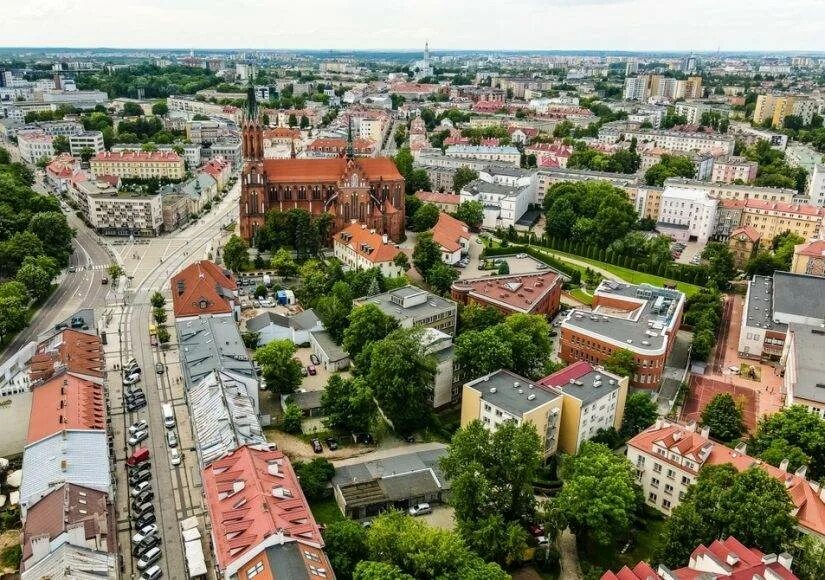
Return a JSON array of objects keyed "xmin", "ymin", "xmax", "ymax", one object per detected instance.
[
  {"xmin": 68, "ymin": 130, "xmax": 105, "ymax": 156},
  {"xmin": 461, "ymin": 369, "xmax": 564, "ymax": 458},
  {"xmin": 711, "ymin": 156, "xmax": 758, "ymax": 184},
  {"xmin": 560, "ymin": 281, "xmax": 685, "ymax": 389},
  {"xmin": 445, "ymin": 144, "xmax": 521, "ymax": 167},
  {"xmin": 674, "ymin": 101, "xmax": 728, "ymax": 126},
  {"xmin": 754, "ymin": 94, "xmax": 817, "ymax": 128},
  {"xmin": 451, "ymin": 271, "xmax": 563, "ymax": 318},
  {"xmin": 459, "ymin": 166, "xmax": 536, "ymax": 228},
  {"xmin": 717, "ymin": 198, "xmax": 825, "ymax": 246},
  {"xmin": 657, "ymin": 186, "xmax": 719, "ymax": 245},
  {"xmin": 414, "ymin": 191, "xmax": 461, "ymax": 213},
  {"xmin": 738, "ymin": 272, "xmax": 825, "ymax": 361},
  {"xmin": 90, "ymin": 150, "xmax": 185, "ymax": 180},
  {"xmin": 664, "ymin": 177, "xmax": 798, "ymax": 203},
  {"xmin": 333, "ymin": 221, "xmax": 405, "ymax": 278},
  {"xmin": 353, "ymin": 286, "xmax": 458, "ymax": 336},
  {"xmin": 791, "ymin": 240, "xmax": 825, "ymax": 276},
  {"xmin": 186, "ymin": 120, "xmax": 221, "ymax": 144},
  {"xmin": 537, "ymin": 361, "xmax": 628, "ymax": 454},
  {"xmin": 16, "ymin": 130, "xmax": 54, "ymax": 163},
  {"xmin": 808, "ymin": 164, "xmax": 825, "ymax": 206},
  {"xmin": 627, "ymin": 419, "xmax": 825, "ymax": 538},
  {"xmin": 87, "ymin": 190, "xmax": 164, "ymax": 236},
  {"xmin": 623, "ymin": 128, "xmax": 735, "ymax": 155},
  {"xmin": 167, "ymin": 96, "xmax": 242, "ymax": 124},
  {"xmin": 627, "ymin": 186, "xmax": 664, "ymax": 220}
]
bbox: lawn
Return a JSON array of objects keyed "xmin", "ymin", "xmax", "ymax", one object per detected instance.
[
  {"xmin": 528, "ymin": 246, "xmax": 702, "ymax": 297},
  {"xmin": 583, "ymin": 514, "xmax": 666, "ymax": 573},
  {"xmin": 309, "ymin": 498, "xmax": 346, "ymax": 525},
  {"xmin": 566, "ymin": 287, "xmax": 594, "ymax": 306}
]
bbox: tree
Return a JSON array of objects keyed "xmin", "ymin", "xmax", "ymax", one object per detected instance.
[
  {"xmin": 407, "ymin": 169, "xmax": 432, "ymax": 194},
  {"xmin": 271, "ymin": 248, "xmax": 298, "ymax": 278},
  {"xmin": 281, "ymin": 401, "xmax": 303, "ymax": 434},
  {"xmin": 122, "ymin": 101, "xmax": 144, "ymax": 116},
  {"xmin": 459, "ymin": 303, "xmax": 503, "ymax": 334},
  {"xmin": 253, "ymin": 284, "xmax": 267, "ymax": 298},
  {"xmin": 700, "ymin": 393, "xmax": 745, "ymax": 442},
  {"xmin": 392, "ymin": 252, "xmax": 409, "ymax": 271},
  {"xmin": 441, "ymin": 420, "xmax": 540, "ymax": 563},
  {"xmin": 292, "ymin": 457, "xmax": 334, "ymax": 499},
  {"xmin": 365, "ymin": 511, "xmax": 508, "ymax": 579},
  {"xmin": 151, "ymin": 101, "xmax": 169, "ymax": 116},
  {"xmin": 496, "ymin": 261, "xmax": 509, "ymax": 275},
  {"xmin": 321, "ymin": 375, "xmax": 377, "ymax": 433},
  {"xmin": 288, "ymin": 113, "xmax": 298, "ymax": 127},
  {"xmin": 549, "ymin": 441, "xmax": 639, "ymax": 547},
  {"xmin": 53, "ymin": 135, "xmax": 70, "ymax": 154},
  {"xmin": 701, "ymin": 242, "xmax": 736, "ymax": 289},
  {"xmin": 411, "ymin": 203, "xmax": 439, "ymax": 231},
  {"xmin": 620, "ymin": 391, "xmax": 658, "ymax": 439},
  {"xmin": 343, "ymin": 304, "xmax": 398, "ymax": 359},
  {"xmin": 503, "ymin": 313, "xmax": 553, "ymax": 378},
  {"xmin": 0, "ymin": 281, "xmax": 29, "ymax": 340},
  {"xmin": 359, "ymin": 327, "xmax": 436, "ymax": 434},
  {"xmin": 454, "ymin": 327, "xmax": 513, "ymax": 380},
  {"xmin": 156, "ymin": 325, "xmax": 170, "ymax": 344},
  {"xmin": 353, "ymin": 561, "xmax": 413, "ymax": 580},
  {"xmin": 315, "ymin": 281, "xmax": 353, "ymax": 344},
  {"xmin": 254, "ymin": 339, "xmax": 303, "ymax": 395},
  {"xmin": 412, "ymin": 232, "xmax": 441, "ymax": 276},
  {"xmin": 222, "ymin": 234, "xmax": 249, "ymax": 272},
  {"xmin": 788, "ymin": 534, "xmax": 825, "ymax": 580},
  {"xmin": 152, "ymin": 307, "xmax": 167, "ymax": 325},
  {"xmin": 453, "ymin": 167, "xmax": 479, "ymax": 193},
  {"xmin": 324, "ymin": 520, "xmax": 369, "ymax": 580},
  {"xmin": 454, "ymin": 200, "xmax": 483, "ymax": 230},
  {"xmin": 15, "ymin": 262, "xmax": 51, "ymax": 301},
  {"xmin": 28, "ymin": 211, "xmax": 74, "ymax": 265},
  {"xmin": 644, "ymin": 154, "xmax": 695, "ymax": 186},
  {"xmin": 426, "ymin": 261, "xmax": 459, "ymax": 295},
  {"xmin": 750, "ymin": 405, "xmax": 825, "ymax": 479},
  {"xmin": 604, "ymin": 349, "xmax": 638, "ymax": 379},
  {"xmin": 150, "ymin": 291, "xmax": 165, "ymax": 309},
  {"xmin": 300, "ymin": 115, "xmax": 310, "ymax": 129},
  {"xmin": 107, "ymin": 263, "xmax": 124, "ymax": 279},
  {"xmin": 657, "ymin": 465, "xmax": 795, "ymax": 568}
]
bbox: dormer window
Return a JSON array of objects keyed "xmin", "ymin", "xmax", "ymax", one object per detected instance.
[{"xmin": 198, "ymin": 299, "xmax": 208, "ymax": 309}]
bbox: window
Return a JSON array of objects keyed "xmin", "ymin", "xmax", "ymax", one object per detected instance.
[
  {"xmin": 651, "ymin": 477, "xmax": 660, "ymax": 488},
  {"xmin": 653, "ymin": 463, "xmax": 662, "ymax": 473},
  {"xmin": 648, "ymin": 492, "xmax": 658, "ymax": 503},
  {"xmin": 681, "ymin": 475, "xmax": 691, "ymax": 485},
  {"xmin": 246, "ymin": 562, "xmax": 264, "ymax": 578},
  {"xmin": 662, "ymin": 499, "xmax": 672, "ymax": 509},
  {"xmin": 666, "ymin": 469, "xmax": 675, "ymax": 479},
  {"xmin": 664, "ymin": 484, "xmax": 674, "ymax": 495}
]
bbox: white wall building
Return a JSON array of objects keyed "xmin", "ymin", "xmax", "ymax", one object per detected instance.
[
  {"xmin": 17, "ymin": 130, "xmax": 54, "ymax": 163},
  {"xmin": 624, "ymin": 129, "xmax": 735, "ymax": 156},
  {"xmin": 460, "ymin": 166, "xmax": 535, "ymax": 229},
  {"xmin": 68, "ymin": 131, "xmax": 105, "ymax": 156},
  {"xmin": 445, "ymin": 145, "xmax": 521, "ymax": 167},
  {"xmin": 657, "ymin": 186, "xmax": 719, "ymax": 245},
  {"xmin": 809, "ymin": 164, "xmax": 825, "ymax": 207}
]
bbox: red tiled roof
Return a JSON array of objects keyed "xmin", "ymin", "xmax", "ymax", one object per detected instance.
[
  {"xmin": 46, "ymin": 154, "xmax": 77, "ymax": 179},
  {"xmin": 451, "ymin": 271, "xmax": 562, "ymax": 314},
  {"xmin": 796, "ymin": 240, "xmax": 825, "ymax": 258},
  {"xmin": 92, "ymin": 150, "xmax": 182, "ymax": 163},
  {"xmin": 729, "ymin": 226, "xmax": 761, "ymax": 242},
  {"xmin": 22, "ymin": 483, "xmax": 116, "ymax": 564},
  {"xmin": 628, "ymin": 421, "xmax": 825, "ymax": 536},
  {"xmin": 28, "ymin": 373, "xmax": 106, "ymax": 444},
  {"xmin": 201, "ymin": 445, "xmax": 325, "ymax": 572},
  {"xmin": 262, "ymin": 157, "xmax": 402, "ymax": 183},
  {"xmin": 201, "ymin": 156, "xmax": 229, "ymax": 175},
  {"xmin": 263, "ymin": 127, "xmax": 300, "ymax": 139},
  {"xmin": 171, "ymin": 260, "xmax": 237, "ymax": 318},
  {"xmin": 415, "ymin": 191, "xmax": 461, "ymax": 206},
  {"xmin": 307, "ymin": 138, "xmax": 374, "ymax": 152},
  {"xmin": 29, "ymin": 329, "xmax": 104, "ymax": 382},
  {"xmin": 430, "ymin": 212, "xmax": 469, "ymax": 253},
  {"xmin": 335, "ymin": 222, "xmax": 402, "ymax": 264},
  {"xmin": 721, "ymin": 198, "xmax": 825, "ymax": 217}
]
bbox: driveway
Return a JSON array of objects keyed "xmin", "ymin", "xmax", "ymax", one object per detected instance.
[{"xmin": 419, "ymin": 504, "xmax": 455, "ymax": 530}]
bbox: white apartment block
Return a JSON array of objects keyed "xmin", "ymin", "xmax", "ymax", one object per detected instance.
[
  {"xmin": 657, "ymin": 186, "xmax": 718, "ymax": 245},
  {"xmin": 623, "ymin": 76, "xmax": 649, "ymax": 101},
  {"xmin": 809, "ymin": 164, "xmax": 825, "ymax": 207},
  {"xmin": 445, "ymin": 145, "xmax": 521, "ymax": 167},
  {"xmin": 460, "ymin": 166, "xmax": 535, "ymax": 228},
  {"xmin": 793, "ymin": 99, "xmax": 818, "ymax": 126},
  {"xmin": 675, "ymin": 102, "xmax": 730, "ymax": 126},
  {"xmin": 16, "ymin": 130, "xmax": 54, "ymax": 163},
  {"xmin": 624, "ymin": 129, "xmax": 735, "ymax": 156},
  {"xmin": 68, "ymin": 131, "xmax": 105, "ymax": 156},
  {"xmin": 87, "ymin": 193, "xmax": 164, "ymax": 236}
]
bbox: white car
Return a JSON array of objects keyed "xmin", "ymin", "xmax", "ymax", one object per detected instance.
[
  {"xmin": 123, "ymin": 374, "xmax": 141, "ymax": 386},
  {"xmin": 132, "ymin": 524, "xmax": 158, "ymax": 544},
  {"xmin": 516, "ymin": 253, "xmax": 527, "ymax": 259},
  {"xmin": 128, "ymin": 430, "xmax": 148, "ymax": 446},
  {"xmin": 129, "ymin": 420, "xmax": 148, "ymax": 435},
  {"xmin": 166, "ymin": 430, "xmax": 178, "ymax": 448},
  {"xmin": 408, "ymin": 503, "xmax": 432, "ymax": 516},
  {"xmin": 130, "ymin": 481, "xmax": 151, "ymax": 497},
  {"xmin": 170, "ymin": 448, "xmax": 182, "ymax": 466}
]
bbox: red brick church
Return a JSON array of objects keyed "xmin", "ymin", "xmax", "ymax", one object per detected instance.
[{"xmin": 239, "ymin": 86, "xmax": 406, "ymax": 245}]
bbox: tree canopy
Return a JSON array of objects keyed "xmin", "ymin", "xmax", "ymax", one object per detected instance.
[
  {"xmin": 749, "ymin": 405, "xmax": 825, "ymax": 479},
  {"xmin": 253, "ymin": 339, "xmax": 303, "ymax": 395},
  {"xmin": 700, "ymin": 393, "xmax": 746, "ymax": 443},
  {"xmin": 321, "ymin": 375, "xmax": 377, "ymax": 434},
  {"xmin": 620, "ymin": 391, "xmax": 659, "ymax": 439},
  {"xmin": 604, "ymin": 349, "xmax": 638, "ymax": 379}
]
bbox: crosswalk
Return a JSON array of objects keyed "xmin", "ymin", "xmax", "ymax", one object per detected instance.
[{"xmin": 70, "ymin": 264, "xmax": 108, "ymax": 271}]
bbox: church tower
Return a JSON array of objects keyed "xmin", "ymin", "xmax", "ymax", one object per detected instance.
[{"xmin": 240, "ymin": 83, "xmax": 266, "ymax": 244}]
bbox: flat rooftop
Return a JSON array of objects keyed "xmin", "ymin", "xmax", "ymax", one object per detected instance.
[
  {"xmin": 538, "ymin": 360, "xmax": 623, "ymax": 405},
  {"xmin": 772, "ymin": 271, "xmax": 825, "ymax": 323},
  {"xmin": 176, "ymin": 316, "xmax": 256, "ymax": 386},
  {"xmin": 562, "ymin": 281, "xmax": 684, "ymax": 353},
  {"xmin": 354, "ymin": 286, "xmax": 456, "ymax": 323},
  {"xmin": 745, "ymin": 274, "xmax": 785, "ymax": 332},
  {"xmin": 452, "ymin": 271, "xmax": 561, "ymax": 314},
  {"xmin": 788, "ymin": 324, "xmax": 825, "ymax": 404},
  {"xmin": 467, "ymin": 369, "xmax": 561, "ymax": 415}
]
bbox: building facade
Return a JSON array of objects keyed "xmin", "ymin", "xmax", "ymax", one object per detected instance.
[
  {"xmin": 656, "ymin": 186, "xmax": 719, "ymax": 245},
  {"xmin": 90, "ymin": 150, "xmax": 185, "ymax": 180}
]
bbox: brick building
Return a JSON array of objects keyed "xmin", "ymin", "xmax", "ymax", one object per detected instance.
[{"xmin": 451, "ymin": 271, "xmax": 563, "ymax": 318}]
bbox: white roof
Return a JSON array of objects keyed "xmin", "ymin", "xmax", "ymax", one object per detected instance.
[
  {"xmin": 20, "ymin": 430, "xmax": 111, "ymax": 509},
  {"xmin": 184, "ymin": 539, "xmax": 207, "ymax": 577},
  {"xmin": 20, "ymin": 542, "xmax": 116, "ymax": 580}
]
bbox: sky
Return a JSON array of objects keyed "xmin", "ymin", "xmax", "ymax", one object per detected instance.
[{"xmin": 1, "ymin": 0, "xmax": 823, "ymax": 53}]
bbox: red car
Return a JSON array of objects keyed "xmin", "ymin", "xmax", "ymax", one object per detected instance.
[
  {"xmin": 527, "ymin": 523, "xmax": 545, "ymax": 537},
  {"xmin": 127, "ymin": 447, "xmax": 150, "ymax": 467},
  {"xmin": 307, "ymin": 365, "xmax": 317, "ymax": 376}
]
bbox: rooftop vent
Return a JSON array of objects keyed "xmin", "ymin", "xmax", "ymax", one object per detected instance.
[
  {"xmin": 489, "ymin": 387, "xmax": 497, "ymax": 393},
  {"xmin": 527, "ymin": 394, "xmax": 536, "ymax": 401}
]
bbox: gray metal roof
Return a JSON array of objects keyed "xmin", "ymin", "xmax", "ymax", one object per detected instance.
[
  {"xmin": 544, "ymin": 368, "xmax": 623, "ymax": 406},
  {"xmin": 379, "ymin": 469, "xmax": 441, "ymax": 501},
  {"xmin": 310, "ymin": 330, "xmax": 348, "ymax": 362},
  {"xmin": 20, "ymin": 542, "xmax": 117, "ymax": 580},
  {"xmin": 332, "ymin": 446, "xmax": 449, "ymax": 492},
  {"xmin": 462, "ymin": 178, "xmax": 521, "ymax": 197},
  {"xmin": 176, "ymin": 315, "xmax": 257, "ymax": 387},
  {"xmin": 466, "ymin": 369, "xmax": 561, "ymax": 415},
  {"xmin": 745, "ymin": 275, "xmax": 785, "ymax": 332},
  {"xmin": 772, "ymin": 271, "xmax": 825, "ymax": 323},
  {"xmin": 266, "ymin": 543, "xmax": 313, "ymax": 580},
  {"xmin": 20, "ymin": 430, "xmax": 111, "ymax": 509},
  {"xmin": 354, "ymin": 286, "xmax": 456, "ymax": 325},
  {"xmin": 789, "ymin": 324, "xmax": 825, "ymax": 404},
  {"xmin": 282, "ymin": 390, "xmax": 324, "ymax": 411}
]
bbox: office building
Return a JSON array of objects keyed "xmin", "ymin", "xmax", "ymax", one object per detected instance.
[
  {"xmin": 68, "ymin": 131, "xmax": 105, "ymax": 156},
  {"xmin": 353, "ymin": 285, "xmax": 458, "ymax": 336},
  {"xmin": 657, "ymin": 186, "xmax": 719, "ymax": 245},
  {"xmin": 451, "ymin": 271, "xmax": 563, "ymax": 318}
]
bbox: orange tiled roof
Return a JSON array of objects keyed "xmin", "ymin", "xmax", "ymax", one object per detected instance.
[
  {"xmin": 27, "ymin": 373, "xmax": 106, "ymax": 444},
  {"xmin": 430, "ymin": 212, "xmax": 469, "ymax": 253},
  {"xmin": 335, "ymin": 221, "xmax": 402, "ymax": 264},
  {"xmin": 201, "ymin": 445, "xmax": 325, "ymax": 572},
  {"xmin": 796, "ymin": 240, "xmax": 825, "ymax": 258},
  {"xmin": 414, "ymin": 191, "xmax": 461, "ymax": 206},
  {"xmin": 721, "ymin": 198, "xmax": 825, "ymax": 217},
  {"xmin": 729, "ymin": 225, "xmax": 761, "ymax": 242},
  {"xmin": 451, "ymin": 271, "xmax": 562, "ymax": 314},
  {"xmin": 29, "ymin": 329, "xmax": 104, "ymax": 382},
  {"xmin": 46, "ymin": 154, "xmax": 77, "ymax": 179},
  {"xmin": 263, "ymin": 127, "xmax": 300, "ymax": 139},
  {"xmin": 171, "ymin": 260, "xmax": 237, "ymax": 318},
  {"xmin": 262, "ymin": 157, "xmax": 402, "ymax": 183}
]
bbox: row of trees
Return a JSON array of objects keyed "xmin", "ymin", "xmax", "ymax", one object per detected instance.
[
  {"xmin": 683, "ymin": 289, "xmax": 725, "ymax": 361},
  {"xmin": 566, "ymin": 139, "xmax": 641, "ymax": 174},
  {"xmin": 76, "ymin": 64, "xmax": 219, "ymax": 99}
]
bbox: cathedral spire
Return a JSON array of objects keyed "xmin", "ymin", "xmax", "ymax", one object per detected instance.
[
  {"xmin": 245, "ymin": 81, "xmax": 258, "ymax": 121},
  {"xmin": 346, "ymin": 115, "xmax": 354, "ymax": 160}
]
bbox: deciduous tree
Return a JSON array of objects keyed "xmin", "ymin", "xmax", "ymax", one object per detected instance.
[
  {"xmin": 254, "ymin": 339, "xmax": 303, "ymax": 395},
  {"xmin": 343, "ymin": 304, "xmax": 398, "ymax": 359},
  {"xmin": 222, "ymin": 234, "xmax": 249, "ymax": 272},
  {"xmin": 324, "ymin": 520, "xmax": 369, "ymax": 580},
  {"xmin": 700, "ymin": 392, "xmax": 745, "ymax": 442},
  {"xmin": 604, "ymin": 348, "xmax": 638, "ymax": 379},
  {"xmin": 620, "ymin": 391, "xmax": 658, "ymax": 439},
  {"xmin": 321, "ymin": 375, "xmax": 377, "ymax": 433}
]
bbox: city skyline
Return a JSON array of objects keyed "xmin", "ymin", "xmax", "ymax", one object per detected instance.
[{"xmin": 1, "ymin": 0, "xmax": 824, "ymax": 52}]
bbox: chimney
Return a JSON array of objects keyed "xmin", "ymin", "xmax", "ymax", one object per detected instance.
[
  {"xmin": 779, "ymin": 458, "xmax": 790, "ymax": 472},
  {"xmin": 656, "ymin": 565, "xmax": 678, "ymax": 580},
  {"xmin": 700, "ymin": 426, "xmax": 710, "ymax": 439},
  {"xmin": 762, "ymin": 553, "xmax": 778, "ymax": 565},
  {"xmin": 795, "ymin": 464, "xmax": 808, "ymax": 479},
  {"xmin": 685, "ymin": 420, "xmax": 697, "ymax": 432},
  {"xmin": 734, "ymin": 442, "xmax": 747, "ymax": 455},
  {"xmin": 30, "ymin": 534, "xmax": 51, "ymax": 564},
  {"xmin": 725, "ymin": 553, "xmax": 740, "ymax": 566},
  {"xmin": 777, "ymin": 552, "xmax": 793, "ymax": 570},
  {"xmin": 382, "ymin": 234, "xmax": 388, "ymax": 244}
]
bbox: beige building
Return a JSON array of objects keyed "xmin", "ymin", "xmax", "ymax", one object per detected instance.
[
  {"xmin": 711, "ymin": 156, "xmax": 758, "ymax": 184},
  {"xmin": 461, "ymin": 369, "xmax": 563, "ymax": 458},
  {"xmin": 723, "ymin": 199, "xmax": 825, "ymax": 247},
  {"xmin": 91, "ymin": 150, "xmax": 185, "ymax": 180},
  {"xmin": 791, "ymin": 240, "xmax": 825, "ymax": 276},
  {"xmin": 754, "ymin": 94, "xmax": 818, "ymax": 128}
]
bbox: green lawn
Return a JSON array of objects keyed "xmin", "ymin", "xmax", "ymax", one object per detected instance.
[
  {"xmin": 583, "ymin": 515, "xmax": 666, "ymax": 573},
  {"xmin": 528, "ymin": 246, "xmax": 701, "ymax": 297},
  {"xmin": 566, "ymin": 287, "xmax": 594, "ymax": 306},
  {"xmin": 310, "ymin": 498, "xmax": 346, "ymax": 525}
]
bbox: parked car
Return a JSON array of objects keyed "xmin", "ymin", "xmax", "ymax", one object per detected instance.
[
  {"xmin": 132, "ymin": 501, "xmax": 154, "ymax": 519},
  {"xmin": 325, "ymin": 437, "xmax": 338, "ymax": 451},
  {"xmin": 129, "ymin": 469, "xmax": 152, "ymax": 487},
  {"xmin": 134, "ymin": 512, "xmax": 156, "ymax": 530},
  {"xmin": 300, "ymin": 367, "xmax": 308, "ymax": 377},
  {"xmin": 139, "ymin": 565, "xmax": 163, "ymax": 580},
  {"xmin": 527, "ymin": 523, "xmax": 545, "ymax": 537},
  {"xmin": 101, "ymin": 277, "xmax": 108, "ymax": 285},
  {"xmin": 311, "ymin": 438, "xmax": 323, "ymax": 453},
  {"xmin": 132, "ymin": 489, "xmax": 154, "ymax": 506},
  {"xmin": 310, "ymin": 354, "xmax": 320, "ymax": 365},
  {"xmin": 170, "ymin": 448, "xmax": 182, "ymax": 466},
  {"xmin": 132, "ymin": 534, "xmax": 160, "ymax": 557},
  {"xmin": 130, "ymin": 481, "xmax": 151, "ymax": 497},
  {"xmin": 128, "ymin": 430, "xmax": 148, "ymax": 446},
  {"xmin": 516, "ymin": 253, "xmax": 527, "ymax": 259},
  {"xmin": 307, "ymin": 365, "xmax": 317, "ymax": 376},
  {"xmin": 123, "ymin": 374, "xmax": 141, "ymax": 386},
  {"xmin": 129, "ymin": 420, "xmax": 148, "ymax": 435},
  {"xmin": 166, "ymin": 430, "xmax": 178, "ymax": 448},
  {"xmin": 127, "ymin": 399, "xmax": 147, "ymax": 412},
  {"xmin": 132, "ymin": 524, "xmax": 158, "ymax": 545},
  {"xmin": 408, "ymin": 503, "xmax": 432, "ymax": 516},
  {"xmin": 137, "ymin": 547, "xmax": 162, "ymax": 571},
  {"xmin": 155, "ymin": 363, "xmax": 164, "ymax": 374}
]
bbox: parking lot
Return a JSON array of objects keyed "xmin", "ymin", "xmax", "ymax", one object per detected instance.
[
  {"xmin": 674, "ymin": 240, "xmax": 704, "ymax": 265},
  {"xmin": 458, "ymin": 249, "xmax": 549, "ymax": 280}
]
